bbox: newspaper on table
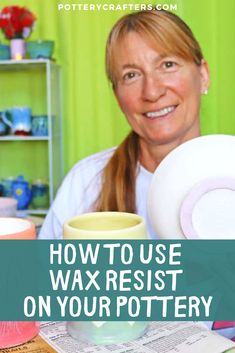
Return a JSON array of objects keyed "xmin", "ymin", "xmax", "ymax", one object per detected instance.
[{"xmin": 1, "ymin": 321, "xmax": 235, "ymax": 353}]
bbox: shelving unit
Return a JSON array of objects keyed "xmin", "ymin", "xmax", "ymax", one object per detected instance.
[
  {"xmin": 0, "ymin": 136, "xmax": 49, "ymax": 141},
  {"xmin": 0, "ymin": 59, "xmax": 64, "ymax": 215}
]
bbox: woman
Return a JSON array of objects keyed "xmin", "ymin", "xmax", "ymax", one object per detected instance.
[
  {"xmin": 39, "ymin": 9, "xmax": 209, "ymax": 239},
  {"xmin": 39, "ymin": 10, "xmax": 235, "ymax": 341}
]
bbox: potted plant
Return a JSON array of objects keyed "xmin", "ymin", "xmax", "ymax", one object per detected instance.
[{"xmin": 0, "ymin": 5, "xmax": 36, "ymax": 60}]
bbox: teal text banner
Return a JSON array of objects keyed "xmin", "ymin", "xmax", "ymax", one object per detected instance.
[{"xmin": 0, "ymin": 240, "xmax": 234, "ymax": 321}]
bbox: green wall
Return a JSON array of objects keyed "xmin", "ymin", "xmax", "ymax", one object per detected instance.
[{"xmin": 1, "ymin": 0, "xmax": 235, "ymax": 177}]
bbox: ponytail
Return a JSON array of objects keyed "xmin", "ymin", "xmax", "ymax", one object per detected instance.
[{"xmin": 95, "ymin": 131, "xmax": 139, "ymax": 212}]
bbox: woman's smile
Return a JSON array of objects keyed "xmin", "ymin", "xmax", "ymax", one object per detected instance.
[{"xmin": 143, "ymin": 105, "xmax": 177, "ymax": 119}]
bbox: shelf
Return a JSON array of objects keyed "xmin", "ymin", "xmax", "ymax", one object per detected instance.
[
  {"xmin": 0, "ymin": 61, "xmax": 63, "ymax": 208},
  {"xmin": 0, "ymin": 59, "xmax": 57, "ymax": 71},
  {"xmin": 16, "ymin": 209, "xmax": 48, "ymax": 217},
  {"xmin": 0, "ymin": 136, "xmax": 49, "ymax": 141}
]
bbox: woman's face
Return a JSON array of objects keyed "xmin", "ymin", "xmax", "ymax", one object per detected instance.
[{"xmin": 114, "ymin": 32, "xmax": 210, "ymax": 148}]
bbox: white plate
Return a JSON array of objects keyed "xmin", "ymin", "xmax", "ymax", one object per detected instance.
[{"xmin": 147, "ymin": 135, "xmax": 235, "ymax": 239}]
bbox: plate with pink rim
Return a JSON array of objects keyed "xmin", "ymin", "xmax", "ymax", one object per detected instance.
[{"xmin": 147, "ymin": 135, "xmax": 235, "ymax": 239}]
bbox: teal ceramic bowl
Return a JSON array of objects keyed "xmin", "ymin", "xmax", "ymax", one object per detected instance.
[
  {"xmin": 0, "ymin": 45, "xmax": 10, "ymax": 60},
  {"xmin": 26, "ymin": 40, "xmax": 54, "ymax": 59}
]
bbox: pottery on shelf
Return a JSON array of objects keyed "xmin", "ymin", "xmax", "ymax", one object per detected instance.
[
  {"xmin": 0, "ymin": 44, "xmax": 10, "ymax": 60},
  {"xmin": 26, "ymin": 40, "xmax": 54, "ymax": 59},
  {"xmin": 10, "ymin": 39, "xmax": 26, "ymax": 60}
]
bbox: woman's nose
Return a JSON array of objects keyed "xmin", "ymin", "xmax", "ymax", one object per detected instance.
[{"xmin": 142, "ymin": 76, "xmax": 166, "ymax": 102}]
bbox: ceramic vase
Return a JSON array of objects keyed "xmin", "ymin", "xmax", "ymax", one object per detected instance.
[{"xmin": 10, "ymin": 39, "xmax": 25, "ymax": 60}]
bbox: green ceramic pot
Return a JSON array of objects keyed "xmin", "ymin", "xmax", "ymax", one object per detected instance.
[
  {"xmin": 0, "ymin": 45, "xmax": 10, "ymax": 60},
  {"xmin": 26, "ymin": 40, "xmax": 54, "ymax": 59}
]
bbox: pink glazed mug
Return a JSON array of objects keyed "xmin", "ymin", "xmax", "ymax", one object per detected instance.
[{"xmin": 0, "ymin": 217, "xmax": 39, "ymax": 348}]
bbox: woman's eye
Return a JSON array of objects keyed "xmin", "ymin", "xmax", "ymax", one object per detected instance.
[
  {"xmin": 123, "ymin": 71, "xmax": 139, "ymax": 81},
  {"xmin": 161, "ymin": 61, "xmax": 177, "ymax": 70}
]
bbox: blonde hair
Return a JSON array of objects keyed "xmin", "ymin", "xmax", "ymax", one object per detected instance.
[
  {"xmin": 106, "ymin": 10, "xmax": 203, "ymax": 86},
  {"xmin": 95, "ymin": 10, "xmax": 204, "ymax": 213}
]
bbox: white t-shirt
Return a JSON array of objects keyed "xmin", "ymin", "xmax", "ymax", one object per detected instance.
[
  {"xmin": 39, "ymin": 148, "xmax": 235, "ymax": 340},
  {"xmin": 39, "ymin": 147, "xmax": 155, "ymax": 240}
]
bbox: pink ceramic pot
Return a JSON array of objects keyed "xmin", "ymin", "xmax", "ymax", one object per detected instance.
[
  {"xmin": 0, "ymin": 322, "xmax": 39, "ymax": 348},
  {"xmin": 0, "ymin": 217, "xmax": 39, "ymax": 348}
]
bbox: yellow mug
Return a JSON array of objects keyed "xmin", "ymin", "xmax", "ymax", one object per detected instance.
[
  {"xmin": 63, "ymin": 211, "xmax": 147, "ymax": 240},
  {"xmin": 63, "ymin": 211, "xmax": 148, "ymax": 345}
]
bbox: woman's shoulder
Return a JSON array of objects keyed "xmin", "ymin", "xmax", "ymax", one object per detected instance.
[
  {"xmin": 68, "ymin": 147, "xmax": 116, "ymax": 178},
  {"xmin": 53, "ymin": 148, "xmax": 115, "ymax": 204}
]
